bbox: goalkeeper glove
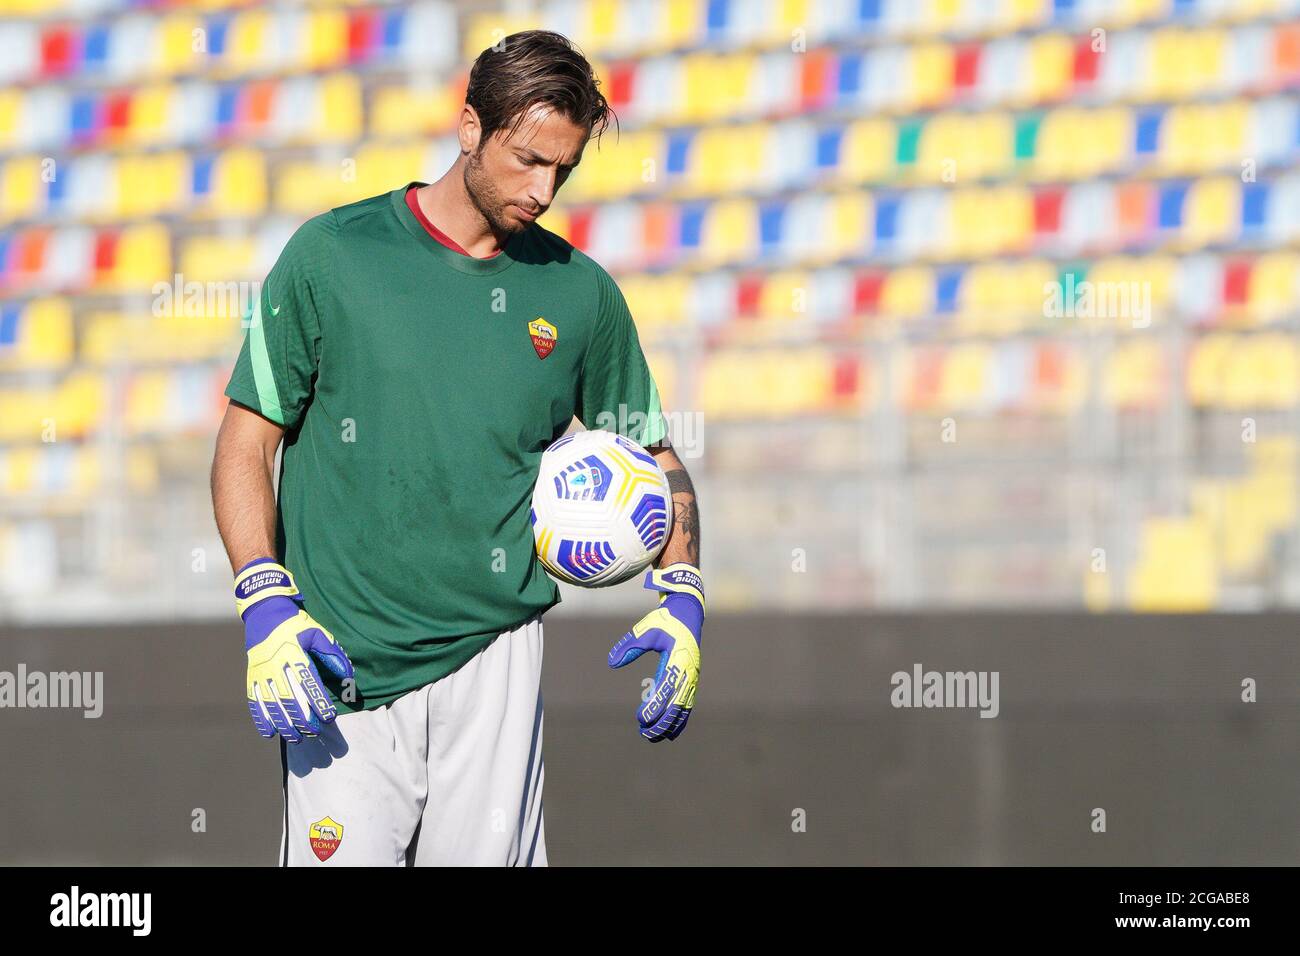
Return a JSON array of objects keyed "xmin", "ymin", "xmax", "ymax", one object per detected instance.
[
  {"xmin": 608, "ymin": 563, "xmax": 704, "ymax": 742},
  {"xmin": 235, "ymin": 558, "xmax": 354, "ymax": 744}
]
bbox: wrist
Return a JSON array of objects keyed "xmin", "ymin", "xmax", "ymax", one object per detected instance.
[
  {"xmin": 646, "ymin": 563, "xmax": 706, "ymax": 615},
  {"xmin": 235, "ymin": 559, "xmax": 301, "ymax": 619}
]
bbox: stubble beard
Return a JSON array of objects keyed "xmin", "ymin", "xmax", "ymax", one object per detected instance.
[{"xmin": 464, "ymin": 147, "xmax": 525, "ymax": 241}]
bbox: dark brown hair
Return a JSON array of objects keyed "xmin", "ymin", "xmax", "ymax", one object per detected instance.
[{"xmin": 465, "ymin": 30, "xmax": 616, "ymax": 148}]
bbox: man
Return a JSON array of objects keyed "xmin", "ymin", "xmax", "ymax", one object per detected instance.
[{"xmin": 210, "ymin": 30, "xmax": 703, "ymax": 866}]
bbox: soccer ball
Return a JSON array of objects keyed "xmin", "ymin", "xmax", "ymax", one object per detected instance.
[{"xmin": 531, "ymin": 430, "xmax": 673, "ymax": 587}]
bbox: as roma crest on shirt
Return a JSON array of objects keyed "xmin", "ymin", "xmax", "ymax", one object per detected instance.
[
  {"xmin": 309, "ymin": 816, "xmax": 344, "ymax": 862},
  {"xmin": 528, "ymin": 317, "xmax": 557, "ymax": 360}
]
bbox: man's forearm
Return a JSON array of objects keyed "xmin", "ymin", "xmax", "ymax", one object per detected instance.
[
  {"xmin": 211, "ymin": 428, "xmax": 280, "ymax": 574},
  {"xmin": 652, "ymin": 447, "xmax": 700, "ymax": 568}
]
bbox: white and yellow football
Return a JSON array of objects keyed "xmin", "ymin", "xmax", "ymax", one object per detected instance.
[{"xmin": 531, "ymin": 430, "xmax": 673, "ymax": 587}]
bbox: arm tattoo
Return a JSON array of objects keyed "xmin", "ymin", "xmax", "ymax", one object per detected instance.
[{"xmin": 663, "ymin": 467, "xmax": 700, "ymax": 565}]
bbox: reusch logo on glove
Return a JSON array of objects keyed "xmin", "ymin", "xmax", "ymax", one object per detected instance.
[{"xmin": 309, "ymin": 816, "xmax": 344, "ymax": 862}]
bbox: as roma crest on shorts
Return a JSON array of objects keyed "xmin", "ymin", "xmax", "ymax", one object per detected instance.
[
  {"xmin": 309, "ymin": 816, "xmax": 344, "ymax": 862},
  {"xmin": 528, "ymin": 317, "xmax": 557, "ymax": 360}
]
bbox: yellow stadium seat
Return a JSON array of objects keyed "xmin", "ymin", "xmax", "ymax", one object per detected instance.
[
  {"xmin": 699, "ymin": 199, "xmax": 757, "ymax": 267},
  {"xmin": 827, "ymin": 193, "xmax": 869, "ymax": 259},
  {"xmin": 758, "ymin": 270, "xmax": 810, "ymax": 320},
  {"xmin": 1035, "ymin": 107, "xmax": 1130, "ymax": 181},
  {"xmin": 916, "ymin": 113, "xmax": 963, "ymax": 185},
  {"xmin": 127, "ymin": 85, "xmax": 173, "ymax": 147},
  {"xmin": 949, "ymin": 187, "xmax": 1032, "ymax": 259},
  {"xmin": 698, "ymin": 352, "xmax": 737, "ymax": 419},
  {"xmin": 1129, "ymin": 517, "xmax": 1217, "ymax": 611},
  {"xmin": 841, "ymin": 119, "xmax": 895, "ymax": 184},
  {"xmin": 1103, "ymin": 339, "xmax": 1163, "ymax": 407},
  {"xmin": 2, "ymin": 446, "xmax": 39, "ymax": 494},
  {"xmin": 959, "ymin": 259, "xmax": 1055, "ymax": 335},
  {"xmin": 1219, "ymin": 483, "xmax": 1273, "ymax": 573},
  {"xmin": 1023, "ymin": 34, "xmax": 1073, "ymax": 105},
  {"xmin": 1245, "ymin": 465, "xmax": 1296, "ymax": 532},
  {"xmin": 371, "ymin": 83, "xmax": 460, "ymax": 137},
  {"xmin": 675, "ymin": 53, "xmax": 714, "ymax": 125},
  {"xmin": 763, "ymin": 349, "xmax": 830, "ymax": 416},
  {"xmin": 1119, "ymin": 0, "xmax": 1171, "ymax": 26},
  {"xmin": 622, "ymin": 273, "xmax": 688, "ymax": 330},
  {"xmin": 1253, "ymin": 335, "xmax": 1300, "ymax": 408},
  {"xmin": 80, "ymin": 314, "xmax": 125, "ymax": 365},
  {"xmin": 882, "ymin": 266, "xmax": 935, "ymax": 319},
  {"xmin": 1186, "ymin": 28, "xmax": 1227, "ymax": 97},
  {"xmin": 158, "ymin": 15, "xmax": 203, "ymax": 77},
  {"xmin": 0, "ymin": 299, "xmax": 74, "ymax": 371},
  {"xmin": 970, "ymin": 113, "xmax": 1016, "ymax": 180},
  {"xmin": 115, "ymin": 151, "xmax": 188, "ymax": 220},
  {"xmin": 462, "ymin": 13, "xmax": 542, "ymax": 62},
  {"xmin": 351, "ymin": 143, "xmax": 426, "ymax": 199},
  {"xmin": 126, "ymin": 372, "xmax": 170, "ymax": 436},
  {"xmin": 315, "ymin": 74, "xmax": 363, "ymax": 142},
  {"xmin": 0, "ymin": 89, "xmax": 21, "ymax": 151},
  {"xmin": 1219, "ymin": 339, "xmax": 1259, "ymax": 408},
  {"xmin": 908, "ymin": 44, "xmax": 954, "ymax": 110},
  {"xmin": 226, "ymin": 11, "xmax": 270, "ymax": 75},
  {"xmin": 1086, "ymin": 255, "xmax": 1176, "ymax": 327},
  {"xmin": 1000, "ymin": 0, "xmax": 1049, "ymax": 30},
  {"xmin": 1182, "ymin": 177, "xmax": 1238, "ymax": 248},
  {"xmin": 54, "ymin": 372, "xmax": 108, "ymax": 440},
  {"xmin": 1247, "ymin": 252, "xmax": 1298, "ymax": 320},
  {"xmin": 1, "ymin": 156, "xmax": 44, "ymax": 223},
  {"xmin": 662, "ymin": 0, "xmax": 701, "ymax": 49},
  {"xmin": 925, "ymin": 0, "xmax": 965, "ymax": 32},
  {"xmin": 273, "ymin": 160, "xmax": 350, "ymax": 215},
  {"xmin": 941, "ymin": 344, "xmax": 992, "ymax": 410},
  {"xmin": 640, "ymin": 349, "xmax": 676, "ymax": 413},
  {"xmin": 110, "ymin": 224, "xmax": 172, "ymax": 292},
  {"xmin": 210, "ymin": 148, "xmax": 267, "ymax": 218},
  {"xmin": 70, "ymin": 446, "xmax": 100, "ymax": 496},
  {"xmin": 127, "ymin": 446, "xmax": 161, "ymax": 494},
  {"xmin": 304, "ymin": 10, "xmax": 349, "ymax": 70},
  {"xmin": 1222, "ymin": 0, "xmax": 1282, "ymax": 19},
  {"xmin": 1186, "ymin": 335, "xmax": 1231, "ymax": 406},
  {"xmin": 586, "ymin": 0, "xmax": 623, "ymax": 50},
  {"xmin": 178, "ymin": 236, "xmax": 258, "ymax": 284},
  {"xmin": 1146, "ymin": 28, "xmax": 1225, "ymax": 101}
]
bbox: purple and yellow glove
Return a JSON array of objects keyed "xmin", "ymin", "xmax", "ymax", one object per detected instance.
[
  {"xmin": 608, "ymin": 563, "xmax": 704, "ymax": 742},
  {"xmin": 236, "ymin": 558, "xmax": 354, "ymax": 744}
]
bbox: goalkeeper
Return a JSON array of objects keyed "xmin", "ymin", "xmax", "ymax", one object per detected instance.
[{"xmin": 210, "ymin": 30, "xmax": 703, "ymax": 867}]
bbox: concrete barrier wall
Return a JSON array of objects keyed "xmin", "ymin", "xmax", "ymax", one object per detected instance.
[{"xmin": 1, "ymin": 612, "xmax": 1297, "ymax": 865}]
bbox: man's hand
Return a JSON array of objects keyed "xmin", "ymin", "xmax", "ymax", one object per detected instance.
[
  {"xmin": 236, "ymin": 559, "xmax": 355, "ymax": 744},
  {"xmin": 608, "ymin": 564, "xmax": 704, "ymax": 742}
]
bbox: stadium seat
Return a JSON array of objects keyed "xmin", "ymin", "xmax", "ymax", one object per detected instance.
[{"xmin": 1129, "ymin": 517, "xmax": 1217, "ymax": 611}]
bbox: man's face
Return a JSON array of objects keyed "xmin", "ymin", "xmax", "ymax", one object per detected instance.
[{"xmin": 463, "ymin": 103, "xmax": 588, "ymax": 237}]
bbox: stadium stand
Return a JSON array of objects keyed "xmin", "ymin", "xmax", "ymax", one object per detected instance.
[{"xmin": 0, "ymin": 0, "xmax": 1298, "ymax": 618}]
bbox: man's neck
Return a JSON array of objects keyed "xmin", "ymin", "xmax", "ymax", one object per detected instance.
[{"xmin": 414, "ymin": 173, "xmax": 505, "ymax": 259}]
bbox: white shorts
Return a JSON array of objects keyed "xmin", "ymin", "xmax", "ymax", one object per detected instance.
[{"xmin": 279, "ymin": 615, "xmax": 546, "ymax": 866}]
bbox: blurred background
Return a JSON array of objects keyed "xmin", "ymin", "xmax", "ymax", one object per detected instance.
[{"xmin": 1, "ymin": 0, "xmax": 1299, "ymax": 865}]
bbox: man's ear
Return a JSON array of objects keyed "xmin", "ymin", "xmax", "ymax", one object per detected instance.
[{"xmin": 459, "ymin": 104, "xmax": 482, "ymax": 153}]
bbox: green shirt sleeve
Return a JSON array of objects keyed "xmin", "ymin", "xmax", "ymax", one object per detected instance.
[
  {"xmin": 225, "ymin": 213, "xmax": 336, "ymax": 428},
  {"xmin": 576, "ymin": 265, "xmax": 667, "ymax": 447}
]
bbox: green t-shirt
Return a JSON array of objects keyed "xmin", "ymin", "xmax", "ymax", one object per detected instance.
[{"xmin": 225, "ymin": 184, "xmax": 666, "ymax": 711}]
